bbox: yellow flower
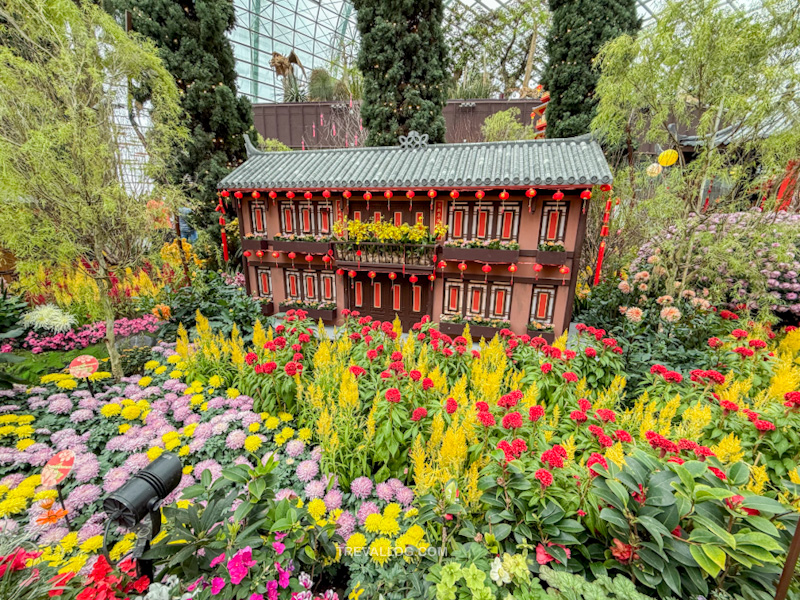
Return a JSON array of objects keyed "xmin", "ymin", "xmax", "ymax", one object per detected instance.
[
  {"xmin": 308, "ymin": 498, "xmax": 327, "ymax": 521},
  {"xmin": 279, "ymin": 427, "xmax": 294, "ymax": 440},
  {"xmin": 16, "ymin": 439, "xmax": 35, "ymax": 451},
  {"xmin": 101, "ymin": 403, "xmax": 121, "ymax": 418},
  {"xmin": 55, "ymin": 379, "xmax": 77, "ymax": 390},
  {"xmin": 59, "ymin": 532, "xmax": 79, "ymax": 553},
  {"xmin": 369, "ymin": 538, "xmax": 393, "ymax": 565},
  {"xmin": 33, "ymin": 490, "xmax": 57, "ymax": 502},
  {"xmin": 184, "ymin": 423, "xmax": 198, "ymax": 437},
  {"xmin": 383, "ymin": 503, "xmax": 402, "ymax": 519},
  {"xmin": 147, "ymin": 447, "xmax": 164, "ymax": 461},
  {"xmin": 17, "ymin": 416, "xmax": 34, "ymax": 425},
  {"xmin": 138, "ymin": 377, "xmax": 153, "ymax": 388},
  {"xmin": 40, "ymin": 373, "xmax": 72, "ymax": 384},
  {"xmin": 296, "ymin": 498, "xmax": 304, "ymax": 508},
  {"xmin": 178, "ymin": 445, "xmax": 190, "ymax": 457},
  {"xmin": 379, "ymin": 516, "xmax": 400, "ymax": 537},
  {"xmin": 169, "ymin": 370, "xmax": 183, "ymax": 379},
  {"xmin": 0, "ymin": 496, "xmax": 27, "ymax": 517},
  {"xmin": 227, "ymin": 388, "xmax": 240, "ymax": 399},
  {"xmin": 265, "ymin": 417, "xmax": 281, "ymax": 430},
  {"xmin": 167, "ymin": 354, "xmax": 181, "ymax": 364},
  {"xmin": 177, "ymin": 500, "xmax": 191, "ymax": 509},
  {"xmin": 182, "ymin": 465, "xmax": 193, "ymax": 475},
  {"xmin": 121, "ymin": 405, "xmax": 141, "ymax": 420},
  {"xmin": 144, "ymin": 360, "xmax": 160, "ymax": 370},
  {"xmin": 364, "ymin": 513, "xmax": 382, "ymax": 533},
  {"xmin": 348, "ymin": 583, "xmax": 365, "ymax": 600},
  {"xmin": 155, "ymin": 366, "xmax": 167, "ymax": 375},
  {"xmin": 110, "ymin": 533, "xmax": 136, "ymax": 561},
  {"xmin": 244, "ymin": 435, "xmax": 262, "ymax": 452},
  {"xmin": 118, "ymin": 424, "xmax": 131, "ymax": 434},
  {"xmin": 279, "ymin": 412, "xmax": 293, "ymax": 422},
  {"xmin": 209, "ymin": 375, "xmax": 223, "ymax": 388},
  {"xmin": 0, "ymin": 426, "xmax": 13, "ymax": 437},
  {"xmin": 164, "ymin": 438, "xmax": 181, "ymax": 452},
  {"xmin": 88, "ymin": 371, "xmax": 111, "ymax": 382},
  {"xmin": 190, "ymin": 394, "xmax": 204, "ymax": 406},
  {"xmin": 200, "ymin": 402, "xmax": 208, "ymax": 411},
  {"xmin": 346, "ymin": 533, "xmax": 367, "ymax": 553},
  {"xmin": 248, "ymin": 423, "xmax": 260, "ymax": 433},
  {"xmin": 58, "ymin": 554, "xmax": 87, "ymax": 575},
  {"xmin": 298, "ymin": 427, "xmax": 312, "ymax": 441},
  {"xmin": 403, "ymin": 508, "xmax": 418, "ymax": 519}
]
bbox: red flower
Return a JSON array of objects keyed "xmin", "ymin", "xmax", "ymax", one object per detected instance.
[
  {"xmin": 528, "ymin": 405, "xmax": 545, "ymax": 422},
  {"xmin": 726, "ymin": 495, "xmax": 760, "ymax": 516},
  {"xmin": 612, "ymin": 347, "xmax": 623, "ymax": 355},
  {"xmin": 511, "ymin": 438, "xmax": 528, "ymax": 455},
  {"xmin": 708, "ymin": 337, "xmax": 723, "ymax": 348},
  {"xmin": 694, "ymin": 446, "xmax": 715, "ymax": 460},
  {"xmin": 541, "ymin": 448, "xmax": 565, "ymax": 469},
  {"xmin": 731, "ymin": 329, "xmax": 748, "ymax": 339},
  {"xmin": 664, "ymin": 371, "xmax": 683, "ymax": 383},
  {"xmin": 475, "ymin": 401, "xmax": 489, "ymax": 412},
  {"xmin": 534, "ymin": 468, "xmax": 553, "ymax": 488},
  {"xmin": 754, "ymin": 419, "xmax": 775, "ymax": 432},
  {"xmin": 284, "ymin": 362, "xmax": 299, "ymax": 376},
  {"xmin": 48, "ymin": 572, "xmax": 76, "ymax": 597},
  {"xmin": 667, "ymin": 456, "xmax": 684, "ymax": 465},
  {"xmin": 595, "ymin": 409, "xmax": 616, "ymax": 422},
  {"xmin": 349, "ymin": 365, "xmax": 366, "ymax": 377},
  {"xmin": 540, "ymin": 363, "xmax": 553, "ymax": 374},
  {"xmin": 650, "ymin": 364, "xmax": 667, "ymax": 375},
  {"xmin": 385, "ymin": 388, "xmax": 401, "ymax": 403},
  {"xmin": 245, "ymin": 352, "xmax": 258, "ymax": 365},
  {"xmin": 743, "ymin": 409, "xmax": 759, "ymax": 422},
  {"xmin": 614, "ymin": 430, "xmax": 632, "ymax": 443},
  {"xmin": 709, "ymin": 466, "xmax": 727, "ymax": 480},
  {"xmin": 587, "ymin": 453, "xmax": 607, "ymax": 476},
  {"xmin": 602, "ymin": 337, "xmax": 617, "ymax": 347},
  {"xmin": 610, "ymin": 539, "xmax": 638, "ymax": 563},
  {"xmin": 478, "ymin": 411, "xmax": 496, "ymax": 427},
  {"xmin": 570, "ymin": 410, "xmax": 588, "ymax": 423},
  {"xmin": 719, "ymin": 310, "xmax": 739, "ymax": 320},
  {"xmin": 585, "ymin": 347, "xmax": 597, "ymax": 358},
  {"xmin": 720, "ymin": 400, "xmax": 739, "ymax": 413},
  {"xmin": 564, "ymin": 349, "xmax": 576, "ymax": 360},
  {"xmin": 422, "ymin": 377, "xmax": 434, "ymax": 390},
  {"xmin": 678, "ymin": 438, "xmax": 698, "ymax": 451},
  {"xmin": 588, "ymin": 425, "xmax": 604, "ymax": 437},
  {"xmin": 445, "ymin": 398, "xmax": 458, "ymax": 414},
  {"xmin": 733, "ymin": 346, "xmax": 754, "ymax": 358},
  {"xmin": 366, "ymin": 349, "xmax": 378, "ymax": 361},
  {"xmin": 748, "ymin": 339, "xmax": 766, "ymax": 349},
  {"xmin": 498, "ymin": 393, "xmax": 519, "ymax": 408},
  {"xmin": 631, "ymin": 484, "xmax": 646, "ymax": 504},
  {"xmin": 501, "ymin": 411, "xmax": 523, "ymax": 429},
  {"xmin": 784, "ymin": 391, "xmax": 800, "ymax": 408},
  {"xmin": 411, "ymin": 407, "xmax": 428, "ymax": 421},
  {"xmin": 578, "ymin": 398, "xmax": 592, "ymax": 411},
  {"xmin": 409, "ymin": 370, "xmax": 422, "ymax": 381},
  {"xmin": 562, "ymin": 371, "xmax": 578, "ymax": 383},
  {"xmin": 254, "ymin": 361, "xmax": 277, "ymax": 374},
  {"xmin": 390, "ymin": 351, "xmax": 403, "ymax": 361},
  {"xmin": 598, "ymin": 434, "xmax": 614, "ymax": 448}
]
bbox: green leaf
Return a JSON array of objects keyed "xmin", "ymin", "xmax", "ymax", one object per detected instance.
[
  {"xmin": 662, "ymin": 563, "xmax": 681, "ymax": 596},
  {"xmin": 690, "ymin": 545, "xmax": 721, "ymax": 577},
  {"xmin": 606, "ymin": 479, "xmax": 630, "ymax": 507},
  {"xmin": 694, "ymin": 485, "xmax": 736, "ymax": 502},
  {"xmin": 670, "ymin": 463, "xmax": 695, "ymax": 493},
  {"xmin": 733, "ymin": 532, "xmax": 782, "ymax": 552},
  {"xmin": 599, "ymin": 508, "xmax": 629, "ymax": 531},
  {"xmin": 741, "ymin": 496, "xmax": 786, "ymax": 514},
  {"xmin": 728, "ymin": 462, "xmax": 750, "ymax": 486},
  {"xmin": 704, "ymin": 545, "xmax": 727, "ymax": 571},
  {"xmin": 744, "ymin": 515, "xmax": 780, "ymax": 537},
  {"xmin": 493, "ymin": 523, "xmax": 512, "ymax": 541},
  {"xmin": 692, "ymin": 516, "xmax": 736, "ymax": 548},
  {"xmin": 221, "ymin": 467, "xmax": 249, "ymax": 484}
]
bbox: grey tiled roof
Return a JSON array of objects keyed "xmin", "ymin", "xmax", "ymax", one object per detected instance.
[{"xmin": 219, "ymin": 135, "xmax": 612, "ymax": 190}]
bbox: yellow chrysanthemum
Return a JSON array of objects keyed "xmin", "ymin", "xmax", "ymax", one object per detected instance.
[
  {"xmin": 190, "ymin": 394, "xmax": 204, "ymax": 406},
  {"xmin": 369, "ymin": 538, "xmax": 393, "ymax": 565},
  {"xmin": 244, "ymin": 435, "xmax": 262, "ymax": 453},
  {"xmin": 208, "ymin": 375, "xmax": 223, "ymax": 388},
  {"xmin": 154, "ymin": 366, "xmax": 167, "ymax": 375},
  {"xmin": 16, "ymin": 439, "xmax": 35, "ymax": 451},
  {"xmin": 298, "ymin": 428, "xmax": 312, "ymax": 441},
  {"xmin": 40, "ymin": 373, "xmax": 72, "ymax": 384},
  {"xmin": 308, "ymin": 498, "xmax": 327, "ymax": 521},
  {"xmin": 200, "ymin": 402, "xmax": 208, "ymax": 411},
  {"xmin": 88, "ymin": 372, "xmax": 111, "ymax": 382},
  {"xmin": 121, "ymin": 405, "xmax": 141, "ymax": 420},
  {"xmin": 0, "ymin": 496, "xmax": 28, "ymax": 517},
  {"xmin": 346, "ymin": 533, "xmax": 367, "ymax": 553},
  {"xmin": 58, "ymin": 554, "xmax": 88, "ymax": 575},
  {"xmin": 138, "ymin": 377, "xmax": 153, "ymax": 388},
  {"xmin": 248, "ymin": 423, "xmax": 260, "ymax": 433},
  {"xmin": 178, "ymin": 445, "xmax": 190, "ymax": 457},
  {"xmin": 279, "ymin": 427, "xmax": 294, "ymax": 439},
  {"xmin": 166, "ymin": 354, "xmax": 181, "ymax": 364},
  {"xmin": 110, "ymin": 534, "xmax": 136, "ymax": 561},
  {"xmin": 55, "ymin": 379, "xmax": 77, "ymax": 390},
  {"xmin": 100, "ymin": 403, "xmax": 121, "ymax": 418},
  {"xmin": 364, "ymin": 513, "xmax": 382, "ymax": 533},
  {"xmin": 169, "ymin": 370, "xmax": 183, "ymax": 379},
  {"xmin": 265, "ymin": 417, "xmax": 281, "ymax": 430},
  {"xmin": 279, "ymin": 412, "xmax": 293, "ymax": 422},
  {"xmin": 144, "ymin": 360, "xmax": 160, "ymax": 371},
  {"xmin": 164, "ymin": 438, "xmax": 181, "ymax": 452},
  {"xmin": 227, "ymin": 388, "xmax": 240, "ymax": 399},
  {"xmin": 379, "ymin": 517, "xmax": 400, "ymax": 537},
  {"xmin": 184, "ymin": 423, "xmax": 198, "ymax": 437},
  {"xmin": 59, "ymin": 532, "xmax": 79, "ymax": 553},
  {"xmin": 403, "ymin": 508, "xmax": 419, "ymax": 519},
  {"xmin": 383, "ymin": 503, "xmax": 402, "ymax": 519},
  {"xmin": 33, "ymin": 490, "xmax": 57, "ymax": 502},
  {"xmin": 118, "ymin": 424, "xmax": 131, "ymax": 434},
  {"xmin": 182, "ymin": 465, "xmax": 193, "ymax": 475},
  {"xmin": 147, "ymin": 447, "xmax": 164, "ymax": 461},
  {"xmin": 17, "ymin": 415, "xmax": 34, "ymax": 425},
  {"xmin": 0, "ymin": 426, "xmax": 14, "ymax": 437},
  {"xmin": 15, "ymin": 425, "xmax": 34, "ymax": 438}
]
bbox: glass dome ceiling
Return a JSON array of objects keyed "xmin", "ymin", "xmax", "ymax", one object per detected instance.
[{"xmin": 229, "ymin": 0, "xmax": 763, "ymax": 104}]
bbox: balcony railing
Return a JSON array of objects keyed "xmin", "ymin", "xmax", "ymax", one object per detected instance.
[{"xmin": 333, "ymin": 241, "xmax": 437, "ymax": 266}]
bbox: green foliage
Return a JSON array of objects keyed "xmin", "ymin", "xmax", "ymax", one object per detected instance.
[
  {"xmin": 481, "ymin": 108, "xmax": 537, "ymax": 142},
  {"xmin": 119, "ymin": 345, "xmax": 155, "ymax": 376},
  {"xmin": 0, "ymin": 289, "xmax": 27, "ymax": 337},
  {"xmin": 542, "ymin": 0, "xmax": 639, "ymax": 138},
  {"xmin": 1, "ymin": 343, "xmax": 109, "ymax": 386},
  {"xmin": 353, "ymin": 0, "xmax": 449, "ymax": 146},
  {"xmin": 255, "ymin": 134, "xmax": 292, "ymax": 153},
  {"xmin": 538, "ymin": 565, "xmax": 659, "ymax": 600},
  {"xmin": 106, "ymin": 0, "xmax": 255, "ymax": 270}
]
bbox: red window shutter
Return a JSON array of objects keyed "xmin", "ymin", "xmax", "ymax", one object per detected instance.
[
  {"xmin": 393, "ymin": 284, "xmax": 401, "ymax": 311},
  {"xmin": 254, "ymin": 208, "xmax": 264, "ymax": 233},
  {"xmin": 353, "ymin": 211, "xmax": 361, "ymax": 222},
  {"xmin": 289, "ymin": 274, "xmax": 298, "ymax": 298},
  {"xmin": 320, "ymin": 209, "xmax": 330, "ymax": 233},
  {"xmin": 394, "ymin": 212, "xmax": 403, "ymax": 227},
  {"xmin": 412, "ymin": 286, "xmax": 422, "ymax": 312},
  {"xmin": 374, "ymin": 283, "xmax": 382, "ymax": 308},
  {"xmin": 355, "ymin": 281, "xmax": 363, "ymax": 307},
  {"xmin": 449, "ymin": 287, "xmax": 459, "ymax": 311},
  {"xmin": 494, "ymin": 290, "xmax": 505, "ymax": 316},
  {"xmin": 260, "ymin": 272, "xmax": 270, "ymax": 295},
  {"xmin": 453, "ymin": 211, "xmax": 463, "ymax": 238},
  {"xmin": 547, "ymin": 211, "xmax": 559, "ymax": 240},
  {"xmin": 302, "ymin": 208, "xmax": 311, "ymax": 233},
  {"xmin": 306, "ymin": 275, "xmax": 314, "ymax": 299},
  {"xmin": 536, "ymin": 292, "xmax": 549, "ymax": 320},
  {"xmin": 502, "ymin": 211, "xmax": 513, "ymax": 239},
  {"xmin": 477, "ymin": 211, "xmax": 487, "ymax": 238},
  {"xmin": 373, "ymin": 212, "xmax": 381, "ymax": 223},
  {"xmin": 471, "ymin": 288, "xmax": 481, "ymax": 313},
  {"xmin": 324, "ymin": 277, "xmax": 332, "ymax": 300},
  {"xmin": 284, "ymin": 208, "xmax": 293, "ymax": 233}
]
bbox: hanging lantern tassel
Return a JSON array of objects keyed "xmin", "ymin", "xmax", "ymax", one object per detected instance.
[
  {"xmin": 215, "ymin": 198, "xmax": 229, "ymax": 262},
  {"xmin": 322, "ymin": 255, "xmax": 332, "ymax": 269},
  {"xmin": 437, "ymin": 260, "xmax": 447, "ymax": 276},
  {"xmin": 385, "ymin": 190, "xmax": 393, "ymax": 210},
  {"xmin": 559, "ymin": 265, "xmax": 570, "ymax": 285},
  {"xmin": 407, "ymin": 190, "xmax": 414, "ymax": 210},
  {"xmin": 481, "ymin": 263, "xmax": 492, "ymax": 283},
  {"xmin": 533, "ymin": 262, "xmax": 543, "ymax": 281},
  {"xmin": 580, "ymin": 189, "xmax": 592, "ymax": 214},
  {"xmin": 508, "ymin": 263, "xmax": 517, "ymax": 285},
  {"xmin": 428, "ymin": 273, "xmax": 436, "ymax": 289},
  {"xmin": 593, "ymin": 197, "xmax": 613, "ymax": 286},
  {"xmin": 272, "ymin": 251, "xmax": 280, "ymax": 267},
  {"xmin": 526, "ymin": 188, "xmax": 536, "ymax": 213},
  {"xmin": 458, "ymin": 261, "xmax": 467, "ymax": 280},
  {"xmin": 356, "ymin": 249, "xmax": 362, "ymax": 268},
  {"xmin": 594, "ymin": 241, "xmax": 606, "ymax": 287},
  {"xmin": 428, "ymin": 189, "xmax": 436, "ymax": 210},
  {"xmin": 364, "ymin": 191, "xmax": 371, "ymax": 211},
  {"xmin": 288, "ymin": 251, "xmax": 297, "ymax": 267}
]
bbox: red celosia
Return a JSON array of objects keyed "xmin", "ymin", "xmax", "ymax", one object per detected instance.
[
  {"xmin": 366, "ymin": 349, "xmax": 378, "ymax": 361},
  {"xmin": 541, "ymin": 448, "xmax": 564, "ymax": 469},
  {"xmin": 564, "ymin": 349, "xmax": 576, "ymax": 360},
  {"xmin": 562, "ymin": 371, "xmax": 579, "ymax": 382},
  {"xmin": 284, "ymin": 362, "xmax": 299, "ymax": 376},
  {"xmin": 501, "ymin": 411, "xmax": 523, "ymax": 429},
  {"xmin": 587, "ymin": 453, "xmax": 607, "ymax": 476},
  {"xmin": 743, "ymin": 409, "xmax": 759, "ymax": 422},
  {"xmin": 254, "ymin": 361, "xmax": 277, "ymax": 375},
  {"xmin": 540, "ymin": 363, "xmax": 553, "ymax": 374},
  {"xmin": 570, "ymin": 410, "xmax": 588, "ymax": 423},
  {"xmin": 528, "ymin": 405, "xmax": 545, "ymax": 422},
  {"xmin": 588, "ymin": 425, "xmax": 604, "ymax": 437},
  {"xmin": 615, "ymin": 430, "xmax": 632, "ymax": 443},
  {"xmin": 677, "ymin": 438, "xmax": 698, "ymax": 451},
  {"xmin": 595, "ymin": 409, "xmax": 616, "ymax": 422},
  {"xmin": 478, "ymin": 411, "xmax": 496, "ymax": 427},
  {"xmin": 719, "ymin": 310, "xmax": 739, "ymax": 320},
  {"xmin": 664, "ymin": 371, "xmax": 683, "ymax": 383},
  {"xmin": 411, "ymin": 407, "xmax": 428, "ymax": 421},
  {"xmin": 602, "ymin": 337, "xmax": 617, "ymax": 347},
  {"xmin": 708, "ymin": 337, "xmax": 723, "ymax": 348},
  {"xmin": 445, "ymin": 398, "xmax": 458, "ymax": 414},
  {"xmin": 667, "ymin": 456, "xmax": 685, "ymax": 465},
  {"xmin": 578, "ymin": 398, "xmax": 592, "ymax": 412},
  {"xmin": 385, "ymin": 388, "xmax": 401, "ymax": 403},
  {"xmin": 748, "ymin": 339, "xmax": 766, "ymax": 349},
  {"xmin": 733, "ymin": 346, "xmax": 754, "ymax": 358},
  {"xmin": 244, "ymin": 352, "xmax": 258, "ymax": 366},
  {"xmin": 585, "ymin": 347, "xmax": 597, "ymax": 358},
  {"xmin": 612, "ymin": 347, "xmax": 623, "ymax": 355},
  {"xmin": 391, "ymin": 351, "xmax": 403, "ymax": 361},
  {"xmin": 422, "ymin": 377, "xmax": 435, "ymax": 390},
  {"xmin": 409, "ymin": 370, "xmax": 422, "ymax": 381},
  {"xmin": 349, "ymin": 365, "xmax": 366, "ymax": 377},
  {"xmin": 650, "ymin": 364, "xmax": 667, "ymax": 375},
  {"xmin": 598, "ymin": 434, "xmax": 614, "ymax": 448},
  {"xmin": 511, "ymin": 438, "xmax": 528, "ymax": 455},
  {"xmin": 754, "ymin": 419, "xmax": 776, "ymax": 432},
  {"xmin": 784, "ymin": 391, "xmax": 800, "ymax": 408},
  {"xmin": 731, "ymin": 329, "xmax": 749, "ymax": 339},
  {"xmin": 694, "ymin": 446, "xmax": 715, "ymax": 460},
  {"xmin": 475, "ymin": 401, "xmax": 489, "ymax": 412},
  {"xmin": 534, "ymin": 468, "xmax": 553, "ymax": 488},
  {"xmin": 720, "ymin": 400, "xmax": 739, "ymax": 413}
]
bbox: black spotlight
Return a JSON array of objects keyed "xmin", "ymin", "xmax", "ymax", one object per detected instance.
[{"xmin": 102, "ymin": 452, "xmax": 182, "ymax": 580}]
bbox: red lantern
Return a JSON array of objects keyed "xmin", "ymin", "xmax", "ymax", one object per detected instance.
[
  {"xmin": 348, "ymin": 270, "xmax": 357, "ymax": 278},
  {"xmin": 475, "ymin": 190, "xmax": 485, "ymax": 200},
  {"xmin": 481, "ymin": 264, "xmax": 492, "ymax": 274},
  {"xmin": 499, "ymin": 190, "xmax": 509, "ymax": 201},
  {"xmin": 532, "ymin": 263, "xmax": 543, "ymax": 280},
  {"xmin": 525, "ymin": 189, "xmax": 537, "ymax": 198},
  {"xmin": 368, "ymin": 271, "xmax": 376, "ymax": 279},
  {"xmin": 559, "ymin": 264, "xmax": 570, "ymax": 284},
  {"xmin": 305, "ymin": 254, "xmax": 314, "ymax": 262},
  {"xmin": 304, "ymin": 191, "xmax": 312, "ymax": 200},
  {"xmin": 553, "ymin": 191, "xmax": 564, "ymax": 201},
  {"xmin": 322, "ymin": 255, "xmax": 331, "ymax": 263},
  {"xmin": 286, "ymin": 191, "xmax": 295, "ymax": 199},
  {"xmin": 252, "ymin": 191, "xmax": 261, "ymax": 199},
  {"xmin": 508, "ymin": 263, "xmax": 517, "ymax": 284},
  {"xmin": 269, "ymin": 190, "xmax": 277, "ymax": 201},
  {"xmin": 388, "ymin": 272, "xmax": 397, "ymax": 280},
  {"xmin": 336, "ymin": 268, "xmax": 345, "ymax": 276},
  {"xmin": 600, "ymin": 184, "xmax": 612, "ymax": 192},
  {"xmin": 428, "ymin": 274, "xmax": 436, "ymax": 282},
  {"xmin": 243, "ymin": 250, "xmax": 252, "ymax": 258},
  {"xmin": 363, "ymin": 191, "xmax": 372, "ymax": 200},
  {"xmin": 322, "ymin": 190, "xmax": 331, "ymax": 198},
  {"xmin": 450, "ymin": 190, "xmax": 459, "ymax": 199},
  {"xmin": 406, "ymin": 190, "xmax": 414, "ymax": 199},
  {"xmin": 255, "ymin": 250, "xmax": 264, "ymax": 258},
  {"xmin": 356, "ymin": 249, "xmax": 362, "ymax": 257},
  {"xmin": 580, "ymin": 190, "xmax": 592, "ymax": 200},
  {"xmin": 458, "ymin": 262, "xmax": 467, "ymax": 271},
  {"xmin": 409, "ymin": 274, "xmax": 418, "ymax": 283},
  {"xmin": 271, "ymin": 251, "xmax": 280, "ymax": 259},
  {"xmin": 427, "ymin": 189, "xmax": 437, "ymax": 198},
  {"xmin": 437, "ymin": 260, "xmax": 447, "ymax": 269},
  {"xmin": 384, "ymin": 190, "xmax": 393, "ymax": 199},
  {"xmin": 343, "ymin": 190, "xmax": 352, "ymax": 199},
  {"xmin": 328, "ymin": 248, "xmax": 334, "ymax": 256},
  {"xmin": 221, "ymin": 190, "xmax": 230, "ymax": 198},
  {"xmin": 234, "ymin": 191, "xmax": 243, "ymax": 199},
  {"xmin": 288, "ymin": 252, "xmax": 297, "ymax": 260}
]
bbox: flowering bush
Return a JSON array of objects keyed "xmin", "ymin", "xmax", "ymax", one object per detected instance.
[{"xmin": 15, "ymin": 315, "xmax": 159, "ymax": 354}]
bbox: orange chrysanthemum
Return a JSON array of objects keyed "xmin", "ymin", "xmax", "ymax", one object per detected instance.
[{"xmin": 36, "ymin": 508, "xmax": 68, "ymax": 525}]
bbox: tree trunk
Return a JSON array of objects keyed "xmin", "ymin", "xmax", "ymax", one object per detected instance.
[{"xmin": 95, "ymin": 258, "xmax": 124, "ymax": 380}]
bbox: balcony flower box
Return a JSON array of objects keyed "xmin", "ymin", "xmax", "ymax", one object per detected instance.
[
  {"xmin": 242, "ymin": 238, "xmax": 270, "ymax": 252},
  {"xmin": 334, "ymin": 242, "xmax": 435, "ymax": 266},
  {"xmin": 534, "ymin": 250, "xmax": 568, "ymax": 265},
  {"xmin": 279, "ymin": 303, "xmax": 337, "ymax": 321},
  {"xmin": 439, "ymin": 321, "xmax": 503, "ymax": 340},
  {"xmin": 441, "ymin": 246, "xmax": 520, "ymax": 263},
  {"xmin": 260, "ymin": 300, "xmax": 276, "ymax": 317},
  {"xmin": 272, "ymin": 240, "xmax": 333, "ymax": 255},
  {"xmin": 526, "ymin": 329, "xmax": 555, "ymax": 344}
]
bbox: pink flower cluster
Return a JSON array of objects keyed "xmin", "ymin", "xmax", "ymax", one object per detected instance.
[{"xmin": 22, "ymin": 315, "xmax": 160, "ymax": 353}]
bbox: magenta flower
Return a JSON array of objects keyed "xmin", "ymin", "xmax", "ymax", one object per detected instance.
[
  {"xmin": 227, "ymin": 546, "xmax": 256, "ymax": 584},
  {"xmin": 211, "ymin": 577, "xmax": 225, "ymax": 595},
  {"xmin": 272, "ymin": 542, "xmax": 285, "ymax": 555}
]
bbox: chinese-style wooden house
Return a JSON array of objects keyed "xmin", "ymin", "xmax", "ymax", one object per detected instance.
[{"xmin": 219, "ymin": 132, "xmax": 612, "ymax": 340}]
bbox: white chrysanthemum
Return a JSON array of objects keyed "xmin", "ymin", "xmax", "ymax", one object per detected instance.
[{"xmin": 21, "ymin": 304, "xmax": 77, "ymax": 333}]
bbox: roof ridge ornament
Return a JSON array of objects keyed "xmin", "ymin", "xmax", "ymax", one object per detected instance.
[{"xmin": 398, "ymin": 130, "xmax": 428, "ymax": 150}]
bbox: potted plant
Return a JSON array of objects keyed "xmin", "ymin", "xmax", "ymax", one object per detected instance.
[{"xmin": 442, "ymin": 239, "xmax": 520, "ymax": 262}]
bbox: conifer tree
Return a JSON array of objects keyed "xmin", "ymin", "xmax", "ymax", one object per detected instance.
[
  {"xmin": 541, "ymin": 0, "xmax": 639, "ymax": 138},
  {"xmin": 106, "ymin": 0, "xmax": 254, "ymax": 265},
  {"xmin": 353, "ymin": 0, "xmax": 449, "ymax": 146}
]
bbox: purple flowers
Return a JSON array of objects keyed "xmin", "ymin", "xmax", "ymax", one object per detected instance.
[
  {"xmin": 296, "ymin": 459, "xmax": 319, "ymax": 482},
  {"xmin": 350, "ymin": 476, "xmax": 373, "ymax": 499},
  {"xmin": 375, "ymin": 482, "xmax": 394, "ymax": 502}
]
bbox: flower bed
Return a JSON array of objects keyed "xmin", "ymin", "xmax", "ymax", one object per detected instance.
[{"xmin": 0, "ymin": 310, "xmax": 799, "ymax": 600}]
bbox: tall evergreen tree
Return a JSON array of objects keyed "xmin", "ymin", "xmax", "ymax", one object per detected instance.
[
  {"xmin": 541, "ymin": 0, "xmax": 639, "ymax": 139},
  {"xmin": 353, "ymin": 0, "xmax": 449, "ymax": 146},
  {"xmin": 105, "ymin": 0, "xmax": 253, "ymax": 265}
]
